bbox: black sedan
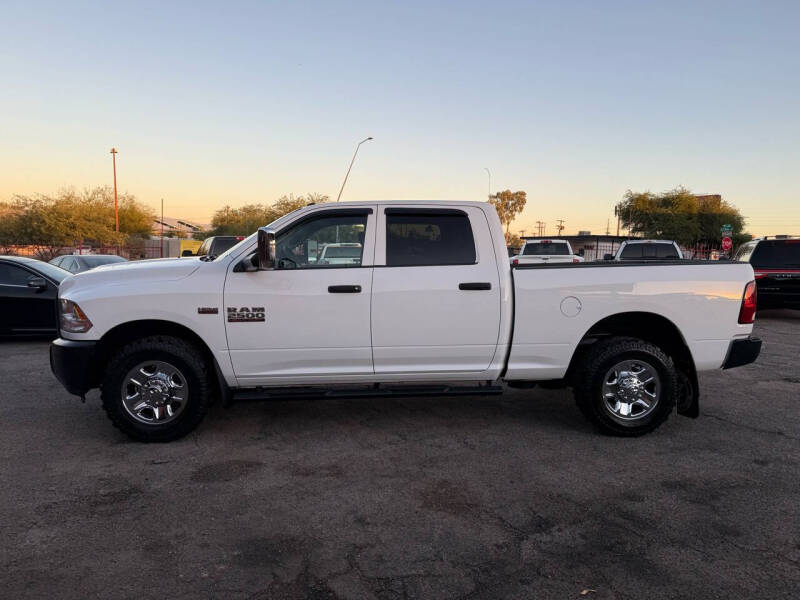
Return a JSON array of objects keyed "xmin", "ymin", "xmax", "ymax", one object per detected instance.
[
  {"xmin": 0, "ymin": 256, "xmax": 70, "ymax": 337},
  {"xmin": 49, "ymin": 254, "xmax": 127, "ymax": 274}
]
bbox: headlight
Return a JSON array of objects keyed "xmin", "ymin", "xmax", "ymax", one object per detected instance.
[{"xmin": 59, "ymin": 299, "xmax": 93, "ymax": 333}]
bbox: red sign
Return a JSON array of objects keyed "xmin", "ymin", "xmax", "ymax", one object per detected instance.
[{"xmin": 722, "ymin": 236, "xmax": 733, "ymax": 251}]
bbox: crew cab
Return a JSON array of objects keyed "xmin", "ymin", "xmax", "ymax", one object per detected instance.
[
  {"xmin": 512, "ymin": 239, "xmax": 583, "ymax": 265},
  {"xmin": 50, "ymin": 201, "xmax": 761, "ymax": 442}
]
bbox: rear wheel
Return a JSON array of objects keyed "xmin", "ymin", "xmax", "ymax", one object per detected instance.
[
  {"xmin": 101, "ymin": 336, "xmax": 212, "ymax": 442},
  {"xmin": 574, "ymin": 337, "xmax": 677, "ymax": 436}
]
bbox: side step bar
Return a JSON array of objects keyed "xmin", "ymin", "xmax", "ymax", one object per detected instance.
[{"xmin": 231, "ymin": 383, "xmax": 504, "ymax": 403}]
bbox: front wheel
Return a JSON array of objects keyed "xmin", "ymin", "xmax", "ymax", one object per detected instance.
[
  {"xmin": 574, "ymin": 337, "xmax": 678, "ymax": 436},
  {"xmin": 101, "ymin": 336, "xmax": 212, "ymax": 442}
]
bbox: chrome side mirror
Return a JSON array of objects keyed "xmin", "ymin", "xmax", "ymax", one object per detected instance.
[{"xmin": 257, "ymin": 227, "xmax": 276, "ymax": 270}]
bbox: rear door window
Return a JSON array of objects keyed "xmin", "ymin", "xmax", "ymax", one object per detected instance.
[{"xmin": 386, "ymin": 210, "xmax": 476, "ymax": 266}]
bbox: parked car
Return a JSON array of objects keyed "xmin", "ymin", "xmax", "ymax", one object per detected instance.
[
  {"xmin": 49, "ymin": 254, "xmax": 127, "ymax": 274},
  {"xmin": 318, "ymin": 243, "xmax": 363, "ymax": 265},
  {"xmin": 50, "ymin": 201, "xmax": 759, "ymax": 442},
  {"xmin": 606, "ymin": 240, "xmax": 683, "ymax": 261},
  {"xmin": 511, "ymin": 239, "xmax": 583, "ymax": 265},
  {"xmin": 734, "ymin": 236, "xmax": 800, "ymax": 310},
  {"xmin": 193, "ymin": 236, "xmax": 245, "ymax": 258},
  {"xmin": 0, "ymin": 256, "xmax": 69, "ymax": 337}
]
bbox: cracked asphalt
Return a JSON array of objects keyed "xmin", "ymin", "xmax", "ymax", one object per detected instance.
[{"xmin": 1, "ymin": 311, "xmax": 799, "ymax": 599}]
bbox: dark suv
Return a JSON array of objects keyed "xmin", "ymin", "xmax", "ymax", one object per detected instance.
[
  {"xmin": 194, "ymin": 236, "xmax": 245, "ymax": 258},
  {"xmin": 734, "ymin": 237, "xmax": 800, "ymax": 309}
]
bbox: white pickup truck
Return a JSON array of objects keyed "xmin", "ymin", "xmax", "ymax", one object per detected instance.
[
  {"xmin": 50, "ymin": 201, "xmax": 761, "ymax": 442},
  {"xmin": 511, "ymin": 239, "xmax": 583, "ymax": 265}
]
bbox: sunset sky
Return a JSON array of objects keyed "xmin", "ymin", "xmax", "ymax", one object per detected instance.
[{"xmin": 2, "ymin": 1, "xmax": 798, "ymax": 235}]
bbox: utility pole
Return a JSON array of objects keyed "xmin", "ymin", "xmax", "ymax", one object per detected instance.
[
  {"xmin": 556, "ymin": 219, "xmax": 565, "ymax": 236},
  {"xmin": 336, "ymin": 137, "xmax": 373, "ymax": 202},
  {"xmin": 160, "ymin": 198, "xmax": 164, "ymax": 258},
  {"xmin": 110, "ymin": 148, "xmax": 119, "ymax": 232},
  {"xmin": 519, "ymin": 229, "xmax": 526, "ymax": 239},
  {"xmin": 535, "ymin": 221, "xmax": 546, "ymax": 236},
  {"xmin": 605, "ymin": 218, "xmax": 611, "ymax": 236}
]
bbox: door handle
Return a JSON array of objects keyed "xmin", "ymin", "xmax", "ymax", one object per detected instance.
[
  {"xmin": 459, "ymin": 282, "xmax": 492, "ymax": 291},
  {"xmin": 328, "ymin": 285, "xmax": 362, "ymax": 293}
]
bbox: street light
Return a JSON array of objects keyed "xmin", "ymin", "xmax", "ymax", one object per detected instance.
[
  {"xmin": 110, "ymin": 147, "xmax": 119, "ymax": 232},
  {"xmin": 484, "ymin": 167, "xmax": 491, "ymax": 199},
  {"xmin": 336, "ymin": 137, "xmax": 373, "ymax": 202}
]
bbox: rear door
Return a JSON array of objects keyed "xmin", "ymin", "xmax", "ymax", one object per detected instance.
[{"xmin": 370, "ymin": 205, "xmax": 502, "ymax": 374}]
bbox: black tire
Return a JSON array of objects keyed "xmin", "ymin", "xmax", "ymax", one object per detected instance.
[
  {"xmin": 573, "ymin": 337, "xmax": 677, "ymax": 437},
  {"xmin": 101, "ymin": 335, "xmax": 212, "ymax": 442}
]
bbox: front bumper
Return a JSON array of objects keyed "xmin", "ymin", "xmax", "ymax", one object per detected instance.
[
  {"xmin": 50, "ymin": 338, "xmax": 98, "ymax": 396},
  {"xmin": 722, "ymin": 336, "xmax": 762, "ymax": 370}
]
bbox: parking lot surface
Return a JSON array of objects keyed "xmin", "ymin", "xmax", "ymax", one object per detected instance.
[{"xmin": 1, "ymin": 311, "xmax": 799, "ymax": 599}]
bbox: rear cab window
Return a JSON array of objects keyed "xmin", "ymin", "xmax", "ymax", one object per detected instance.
[
  {"xmin": 522, "ymin": 241, "xmax": 570, "ymax": 255},
  {"xmin": 385, "ymin": 209, "xmax": 476, "ymax": 266}
]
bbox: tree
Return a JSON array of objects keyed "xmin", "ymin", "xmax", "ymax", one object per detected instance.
[
  {"xmin": 0, "ymin": 187, "xmax": 156, "ymax": 259},
  {"xmin": 489, "ymin": 190, "xmax": 527, "ymax": 244},
  {"xmin": 206, "ymin": 193, "xmax": 329, "ymax": 237},
  {"xmin": 618, "ymin": 187, "xmax": 748, "ymax": 247}
]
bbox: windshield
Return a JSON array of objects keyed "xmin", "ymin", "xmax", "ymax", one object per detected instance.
[
  {"xmin": 28, "ymin": 260, "xmax": 70, "ymax": 283},
  {"xmin": 82, "ymin": 255, "xmax": 127, "ymax": 267},
  {"xmin": 523, "ymin": 242, "xmax": 570, "ymax": 255}
]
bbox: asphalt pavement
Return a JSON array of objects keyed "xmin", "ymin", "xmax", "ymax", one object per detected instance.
[{"xmin": 1, "ymin": 311, "xmax": 798, "ymax": 599}]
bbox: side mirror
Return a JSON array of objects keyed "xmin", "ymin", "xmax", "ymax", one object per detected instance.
[
  {"xmin": 181, "ymin": 249, "xmax": 194, "ymax": 257},
  {"xmin": 604, "ymin": 254, "xmax": 614, "ymax": 261},
  {"xmin": 257, "ymin": 227, "xmax": 276, "ymax": 270},
  {"xmin": 27, "ymin": 276, "xmax": 47, "ymax": 291}
]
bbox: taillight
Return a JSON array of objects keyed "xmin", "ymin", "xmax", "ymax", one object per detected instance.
[
  {"xmin": 512, "ymin": 258, "xmax": 519, "ymax": 266},
  {"xmin": 738, "ymin": 281, "xmax": 757, "ymax": 324},
  {"xmin": 753, "ymin": 272, "xmax": 767, "ymax": 279},
  {"xmin": 573, "ymin": 258, "xmax": 579, "ymax": 263}
]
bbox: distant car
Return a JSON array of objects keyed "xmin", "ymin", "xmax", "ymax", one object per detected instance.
[
  {"xmin": 0, "ymin": 256, "xmax": 69, "ymax": 337},
  {"xmin": 734, "ymin": 236, "xmax": 800, "ymax": 310},
  {"xmin": 49, "ymin": 254, "xmax": 127, "ymax": 274},
  {"xmin": 607, "ymin": 240, "xmax": 683, "ymax": 261},
  {"xmin": 194, "ymin": 236, "xmax": 245, "ymax": 258},
  {"xmin": 318, "ymin": 243, "xmax": 363, "ymax": 265},
  {"xmin": 511, "ymin": 239, "xmax": 583, "ymax": 265}
]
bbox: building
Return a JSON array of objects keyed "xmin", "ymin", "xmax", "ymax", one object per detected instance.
[{"xmin": 152, "ymin": 217, "xmax": 207, "ymax": 238}]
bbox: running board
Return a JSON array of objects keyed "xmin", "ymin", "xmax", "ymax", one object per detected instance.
[{"xmin": 232, "ymin": 383, "xmax": 504, "ymax": 403}]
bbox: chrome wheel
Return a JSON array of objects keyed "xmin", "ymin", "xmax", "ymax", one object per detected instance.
[
  {"xmin": 602, "ymin": 359, "xmax": 660, "ymax": 422},
  {"xmin": 121, "ymin": 360, "xmax": 188, "ymax": 425}
]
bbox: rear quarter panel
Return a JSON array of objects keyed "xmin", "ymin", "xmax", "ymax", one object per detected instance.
[{"xmin": 506, "ymin": 263, "xmax": 755, "ymax": 379}]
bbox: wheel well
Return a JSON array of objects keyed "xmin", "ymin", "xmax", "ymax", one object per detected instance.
[
  {"xmin": 567, "ymin": 312, "xmax": 695, "ymax": 380},
  {"xmin": 94, "ymin": 320, "xmax": 221, "ymax": 391}
]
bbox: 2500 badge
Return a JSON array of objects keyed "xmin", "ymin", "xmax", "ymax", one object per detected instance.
[{"xmin": 227, "ymin": 306, "xmax": 266, "ymax": 323}]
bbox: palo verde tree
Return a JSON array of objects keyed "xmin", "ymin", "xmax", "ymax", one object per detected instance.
[
  {"xmin": 0, "ymin": 187, "xmax": 155, "ymax": 259},
  {"xmin": 489, "ymin": 190, "xmax": 527, "ymax": 244},
  {"xmin": 206, "ymin": 193, "xmax": 330, "ymax": 237}
]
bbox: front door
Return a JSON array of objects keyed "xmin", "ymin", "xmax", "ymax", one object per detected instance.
[
  {"xmin": 224, "ymin": 207, "xmax": 376, "ymax": 384},
  {"xmin": 370, "ymin": 206, "xmax": 502, "ymax": 374}
]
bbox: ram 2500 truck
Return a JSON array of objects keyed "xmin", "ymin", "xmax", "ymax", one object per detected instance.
[{"xmin": 50, "ymin": 201, "xmax": 761, "ymax": 442}]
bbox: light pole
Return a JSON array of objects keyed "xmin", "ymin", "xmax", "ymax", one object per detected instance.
[
  {"xmin": 110, "ymin": 148, "xmax": 119, "ymax": 233},
  {"xmin": 336, "ymin": 137, "xmax": 373, "ymax": 202},
  {"xmin": 484, "ymin": 167, "xmax": 491, "ymax": 199}
]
